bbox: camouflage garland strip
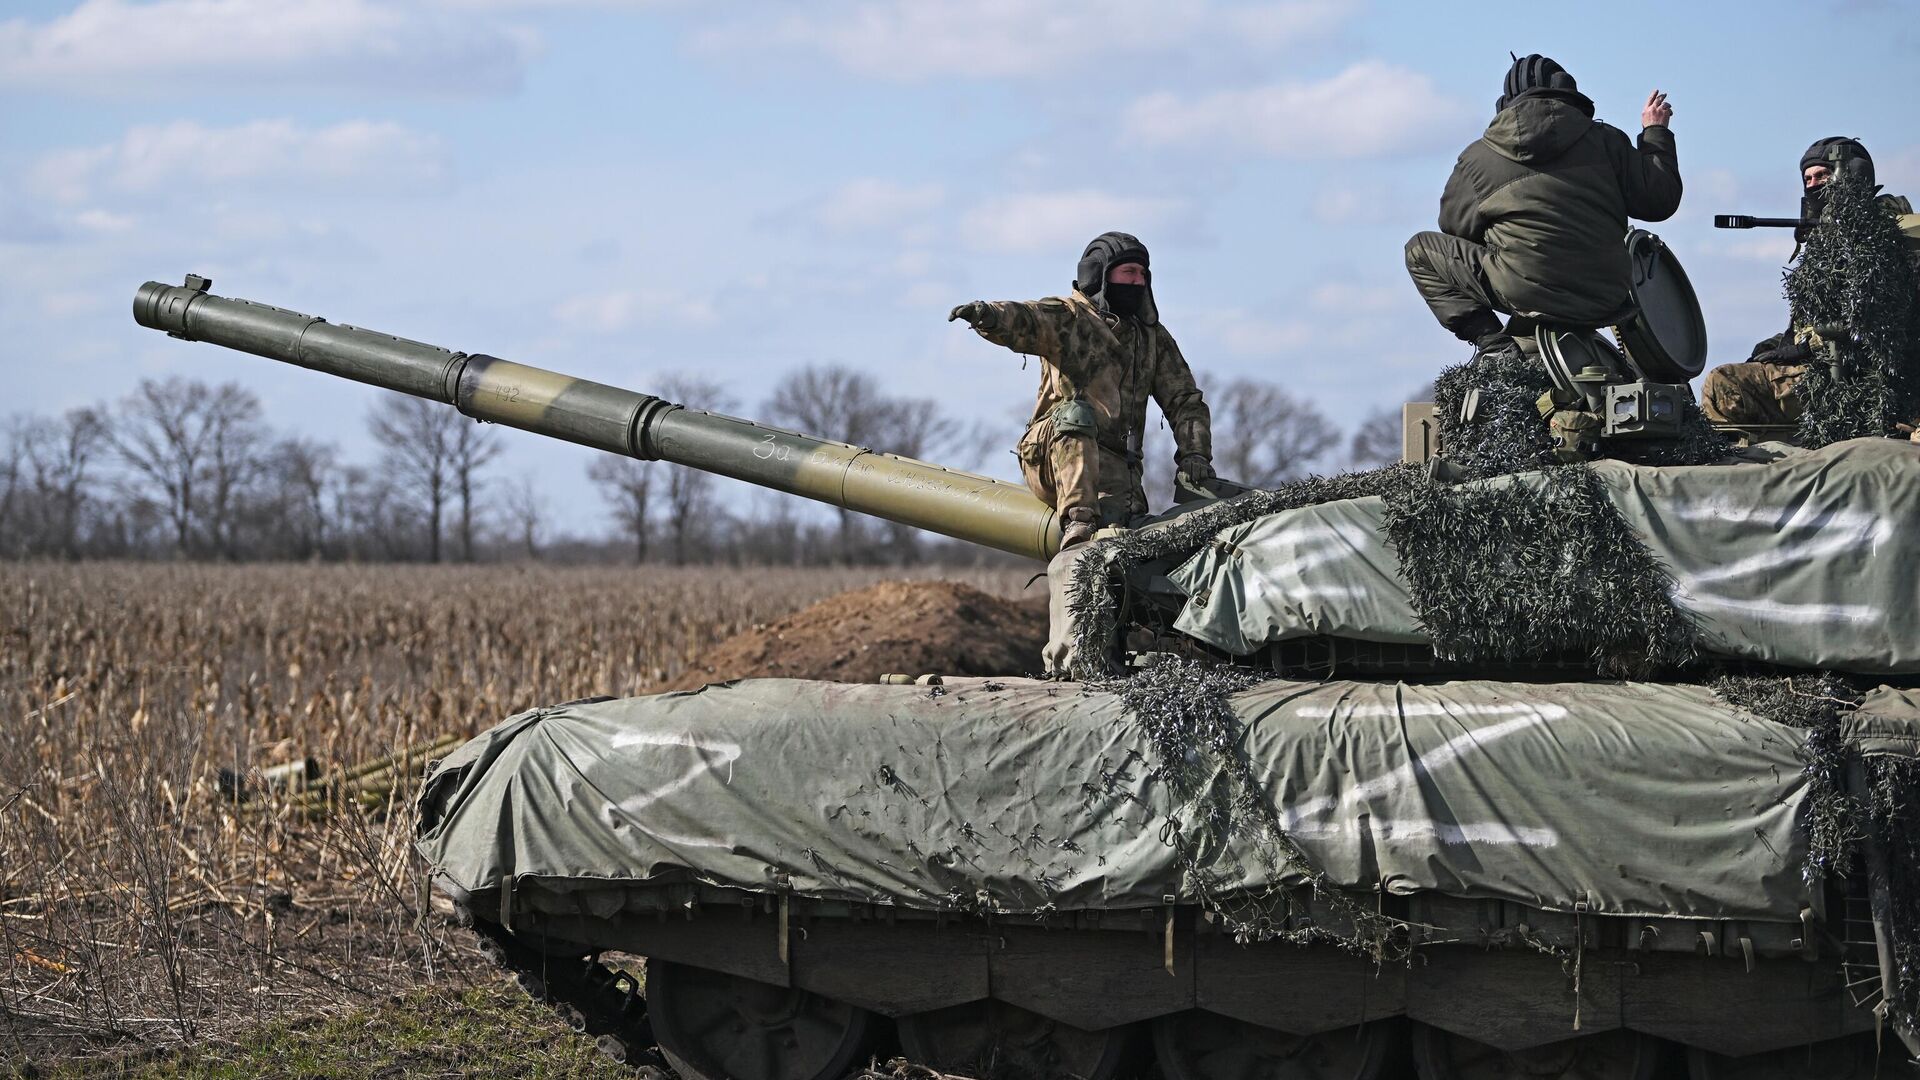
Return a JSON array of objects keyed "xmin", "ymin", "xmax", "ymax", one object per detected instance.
[
  {"xmin": 1432, "ymin": 346, "xmax": 1557, "ymax": 481},
  {"xmin": 1380, "ymin": 464, "xmax": 1699, "ymax": 677},
  {"xmin": 1788, "ymin": 170, "xmax": 1920, "ymax": 446},
  {"xmin": 1710, "ymin": 674, "xmax": 1864, "ymax": 886},
  {"xmin": 1867, "ymin": 755, "xmax": 1920, "ymax": 1035},
  {"xmin": 1091, "ymin": 657, "xmax": 1411, "ymax": 958},
  {"xmin": 1709, "ymin": 674, "xmax": 1920, "ymax": 1037}
]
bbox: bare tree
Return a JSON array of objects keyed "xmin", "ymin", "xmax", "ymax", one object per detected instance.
[
  {"xmin": 660, "ymin": 374, "xmax": 737, "ymax": 564},
  {"xmin": 0, "ymin": 416, "xmax": 25, "ymax": 554},
  {"xmin": 198, "ymin": 385, "xmax": 266, "ymax": 559},
  {"xmin": 764, "ymin": 364, "xmax": 885, "ymax": 560},
  {"xmin": 368, "ymin": 393, "xmax": 458, "ymax": 562},
  {"xmin": 1207, "ymin": 376, "xmax": 1341, "ymax": 488},
  {"xmin": 114, "ymin": 377, "xmax": 229, "ymax": 554},
  {"xmin": 586, "ymin": 456, "xmax": 652, "ymax": 564},
  {"xmin": 23, "ymin": 408, "xmax": 108, "ymax": 558},
  {"xmin": 449, "ymin": 420, "xmax": 502, "ymax": 562},
  {"xmin": 261, "ymin": 437, "xmax": 336, "ymax": 558},
  {"xmin": 501, "ymin": 471, "xmax": 547, "ymax": 560},
  {"xmin": 1348, "ymin": 406, "xmax": 1403, "ymax": 470}
]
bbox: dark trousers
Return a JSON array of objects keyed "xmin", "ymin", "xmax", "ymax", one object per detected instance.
[{"xmin": 1405, "ymin": 231, "xmax": 1505, "ymax": 342}]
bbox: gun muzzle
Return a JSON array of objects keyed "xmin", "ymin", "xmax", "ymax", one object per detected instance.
[{"xmin": 1714, "ymin": 214, "xmax": 1818, "ymax": 230}]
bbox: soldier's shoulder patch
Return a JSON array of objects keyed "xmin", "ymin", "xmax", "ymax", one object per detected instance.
[{"xmin": 1037, "ymin": 296, "xmax": 1072, "ymax": 311}]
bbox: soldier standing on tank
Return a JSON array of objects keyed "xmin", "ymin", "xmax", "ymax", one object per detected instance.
[
  {"xmin": 948, "ymin": 232, "xmax": 1216, "ymax": 549},
  {"xmin": 1404, "ymin": 55, "xmax": 1683, "ymax": 365},
  {"xmin": 1701, "ymin": 137, "xmax": 1919, "ymax": 427}
]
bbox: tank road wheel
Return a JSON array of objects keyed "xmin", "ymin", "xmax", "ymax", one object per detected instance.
[
  {"xmin": 1152, "ymin": 1010, "xmax": 1407, "ymax": 1079},
  {"xmin": 896, "ymin": 998, "xmax": 1132, "ymax": 1080},
  {"xmin": 1413, "ymin": 1024, "xmax": 1665, "ymax": 1080},
  {"xmin": 646, "ymin": 960, "xmax": 872, "ymax": 1080},
  {"xmin": 1685, "ymin": 1035, "xmax": 1880, "ymax": 1080}
]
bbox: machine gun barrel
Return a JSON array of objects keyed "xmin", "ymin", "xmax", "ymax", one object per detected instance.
[
  {"xmin": 133, "ymin": 276, "xmax": 1061, "ymax": 560},
  {"xmin": 1714, "ymin": 214, "xmax": 1818, "ymax": 230}
]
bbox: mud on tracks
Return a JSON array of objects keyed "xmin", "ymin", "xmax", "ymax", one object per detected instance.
[{"xmin": 662, "ymin": 580, "xmax": 1047, "ymax": 690}]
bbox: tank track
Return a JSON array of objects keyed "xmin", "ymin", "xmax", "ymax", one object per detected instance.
[
  {"xmin": 464, "ymin": 912, "xmax": 976, "ymax": 1079},
  {"xmin": 463, "ymin": 912, "xmax": 671, "ymax": 1075}
]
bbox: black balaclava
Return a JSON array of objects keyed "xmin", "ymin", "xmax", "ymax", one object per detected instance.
[
  {"xmin": 1074, "ymin": 231, "xmax": 1156, "ymax": 324},
  {"xmin": 1495, "ymin": 53, "xmax": 1579, "ymax": 112},
  {"xmin": 1798, "ymin": 136, "xmax": 1876, "ymax": 241}
]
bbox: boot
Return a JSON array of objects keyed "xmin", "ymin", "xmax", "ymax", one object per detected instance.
[{"xmin": 1471, "ymin": 330, "xmax": 1524, "ymax": 366}]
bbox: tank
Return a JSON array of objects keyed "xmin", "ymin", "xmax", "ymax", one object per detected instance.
[{"xmin": 133, "ymin": 275, "xmax": 1920, "ymax": 1080}]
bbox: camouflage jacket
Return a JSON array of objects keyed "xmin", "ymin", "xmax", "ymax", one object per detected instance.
[{"xmin": 967, "ymin": 290, "xmax": 1212, "ymax": 471}]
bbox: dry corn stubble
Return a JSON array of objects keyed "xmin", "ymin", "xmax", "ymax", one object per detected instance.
[{"xmin": 0, "ymin": 561, "xmax": 1029, "ymax": 1069}]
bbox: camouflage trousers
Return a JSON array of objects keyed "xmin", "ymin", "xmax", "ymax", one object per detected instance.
[
  {"xmin": 1700, "ymin": 361, "xmax": 1807, "ymax": 425},
  {"xmin": 1016, "ymin": 417, "xmax": 1143, "ymax": 526}
]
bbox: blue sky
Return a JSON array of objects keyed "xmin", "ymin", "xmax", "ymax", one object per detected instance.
[{"xmin": 4, "ymin": 0, "xmax": 1916, "ymax": 536}]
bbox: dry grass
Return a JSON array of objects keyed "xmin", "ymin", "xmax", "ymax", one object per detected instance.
[{"xmin": 0, "ymin": 561, "xmax": 1031, "ymax": 1072}]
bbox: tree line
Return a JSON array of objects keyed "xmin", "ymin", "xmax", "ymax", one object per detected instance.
[{"xmin": 1, "ymin": 365, "xmax": 1406, "ymax": 564}]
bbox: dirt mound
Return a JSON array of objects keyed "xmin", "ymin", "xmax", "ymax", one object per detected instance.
[{"xmin": 663, "ymin": 580, "xmax": 1047, "ymax": 690}]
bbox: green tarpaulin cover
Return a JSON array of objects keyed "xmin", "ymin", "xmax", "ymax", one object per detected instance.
[
  {"xmin": 1170, "ymin": 438, "xmax": 1920, "ymax": 672},
  {"xmin": 416, "ymin": 677, "xmax": 1920, "ymax": 926}
]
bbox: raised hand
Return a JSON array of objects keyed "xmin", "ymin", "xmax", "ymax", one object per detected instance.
[{"xmin": 1642, "ymin": 89, "xmax": 1673, "ymax": 128}]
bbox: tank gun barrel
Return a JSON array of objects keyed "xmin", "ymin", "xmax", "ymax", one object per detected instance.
[{"xmin": 132, "ymin": 276, "xmax": 1061, "ymax": 560}]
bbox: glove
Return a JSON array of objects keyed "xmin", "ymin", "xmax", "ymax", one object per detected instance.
[
  {"xmin": 1174, "ymin": 457, "xmax": 1220, "ymax": 502},
  {"xmin": 1750, "ymin": 342, "xmax": 1812, "ymax": 367},
  {"xmin": 948, "ymin": 301, "xmax": 991, "ymax": 328}
]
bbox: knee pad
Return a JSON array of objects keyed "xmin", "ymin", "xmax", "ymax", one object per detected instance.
[{"xmin": 1049, "ymin": 399, "xmax": 1098, "ymax": 439}]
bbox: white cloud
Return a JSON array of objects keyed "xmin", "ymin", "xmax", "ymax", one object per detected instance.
[
  {"xmin": 73, "ymin": 208, "xmax": 136, "ymax": 232},
  {"xmin": 1314, "ymin": 181, "xmax": 1420, "ymax": 226},
  {"xmin": 958, "ymin": 190, "xmax": 1186, "ymax": 255},
  {"xmin": 1307, "ymin": 281, "xmax": 1402, "ymax": 314},
  {"xmin": 0, "ymin": 0, "xmax": 535, "ymax": 96},
  {"xmin": 29, "ymin": 120, "xmax": 451, "ymax": 204},
  {"xmin": 553, "ymin": 288, "xmax": 717, "ymax": 332},
  {"xmin": 696, "ymin": 0, "xmax": 1354, "ymax": 80},
  {"xmin": 1124, "ymin": 61, "xmax": 1471, "ymax": 159},
  {"xmin": 811, "ymin": 179, "xmax": 945, "ymax": 234},
  {"xmin": 1187, "ymin": 308, "xmax": 1316, "ymax": 357}
]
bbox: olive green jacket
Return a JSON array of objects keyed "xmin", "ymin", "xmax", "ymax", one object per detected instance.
[{"xmin": 1439, "ymin": 90, "xmax": 1682, "ymax": 326}]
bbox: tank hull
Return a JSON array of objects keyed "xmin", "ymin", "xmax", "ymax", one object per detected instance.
[{"xmin": 419, "ymin": 678, "xmax": 1918, "ymax": 1077}]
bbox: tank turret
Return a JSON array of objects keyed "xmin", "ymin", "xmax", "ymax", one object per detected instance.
[{"xmin": 134, "ymin": 276, "xmax": 1061, "ymax": 561}]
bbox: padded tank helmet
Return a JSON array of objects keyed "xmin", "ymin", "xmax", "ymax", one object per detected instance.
[
  {"xmin": 1798, "ymin": 137, "xmax": 1875, "ymax": 240},
  {"xmin": 1496, "ymin": 53, "xmax": 1577, "ymax": 111},
  {"xmin": 1800, "ymin": 136, "xmax": 1875, "ymax": 189},
  {"xmin": 1073, "ymin": 231, "xmax": 1158, "ymax": 325}
]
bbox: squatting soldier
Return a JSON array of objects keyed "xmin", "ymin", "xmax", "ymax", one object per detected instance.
[
  {"xmin": 1405, "ymin": 55, "xmax": 1683, "ymax": 365},
  {"xmin": 949, "ymin": 232, "xmax": 1215, "ymax": 549},
  {"xmin": 1701, "ymin": 138, "xmax": 1919, "ymax": 426}
]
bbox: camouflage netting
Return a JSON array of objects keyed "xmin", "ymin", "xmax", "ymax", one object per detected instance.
[
  {"xmin": 1868, "ymin": 754, "xmax": 1920, "ymax": 1032},
  {"xmin": 1090, "ymin": 657, "xmax": 1408, "ymax": 956},
  {"xmin": 1430, "ymin": 341, "xmax": 1726, "ymax": 482},
  {"xmin": 1711, "ymin": 674, "xmax": 1920, "ymax": 1036},
  {"xmin": 1711, "ymin": 674, "xmax": 1864, "ymax": 885},
  {"xmin": 1380, "ymin": 465, "xmax": 1698, "ymax": 677},
  {"xmin": 1432, "ymin": 345, "xmax": 1558, "ymax": 480},
  {"xmin": 1788, "ymin": 170, "xmax": 1920, "ymax": 446}
]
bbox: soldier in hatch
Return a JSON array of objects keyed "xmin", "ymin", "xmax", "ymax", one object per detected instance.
[
  {"xmin": 949, "ymin": 232, "xmax": 1215, "ymax": 549},
  {"xmin": 1701, "ymin": 137, "xmax": 1919, "ymax": 426},
  {"xmin": 1405, "ymin": 54, "xmax": 1683, "ymax": 364}
]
